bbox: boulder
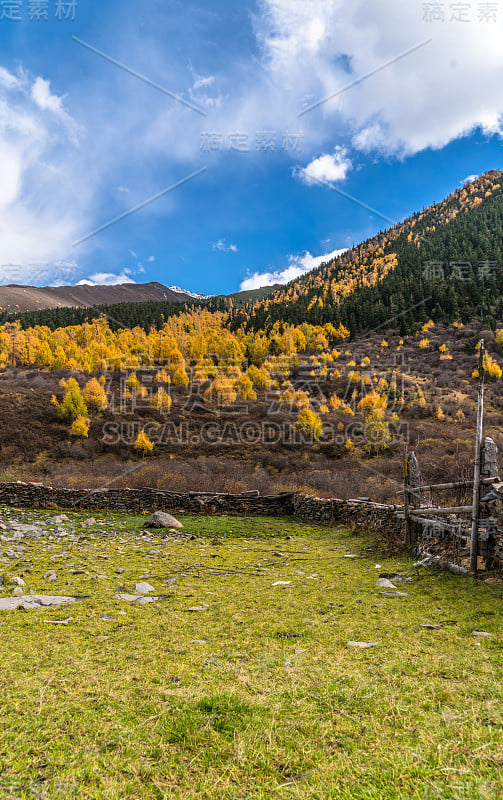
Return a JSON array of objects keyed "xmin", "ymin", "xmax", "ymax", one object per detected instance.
[
  {"xmin": 133, "ymin": 582, "xmax": 156, "ymax": 593},
  {"xmin": 142, "ymin": 511, "xmax": 183, "ymax": 529},
  {"xmin": 0, "ymin": 595, "xmax": 75, "ymax": 611}
]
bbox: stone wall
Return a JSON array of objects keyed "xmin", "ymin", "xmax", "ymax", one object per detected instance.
[
  {"xmin": 2, "ymin": 481, "xmax": 502, "ymax": 567},
  {"xmin": 0, "ymin": 481, "xmax": 404, "ymax": 543}
]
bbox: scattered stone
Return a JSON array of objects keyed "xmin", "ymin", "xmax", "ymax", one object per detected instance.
[
  {"xmin": 420, "ymin": 624, "xmax": 443, "ymax": 630},
  {"xmin": 484, "ymin": 577, "xmax": 503, "ymax": 584},
  {"xmin": 44, "ymin": 617, "xmax": 74, "ymax": 625},
  {"xmin": 133, "ymin": 582, "xmax": 156, "ymax": 594},
  {"xmin": 347, "ymin": 640, "xmax": 381, "ymax": 648},
  {"xmin": 10, "ymin": 576, "xmax": 26, "ymax": 587},
  {"xmin": 115, "ymin": 568, "xmax": 125, "ymax": 574},
  {"xmin": 375, "ymin": 578, "xmax": 397, "ymax": 589},
  {"xmin": 115, "ymin": 594, "xmax": 158, "ymax": 604},
  {"xmin": 143, "ymin": 511, "xmax": 183, "ymax": 530},
  {"xmin": 186, "ymin": 605, "xmax": 209, "ymax": 612},
  {"xmin": 343, "ymin": 554, "xmax": 357, "ymax": 559},
  {"xmin": 46, "ymin": 515, "xmax": 69, "ymax": 524},
  {"xmin": 276, "ymin": 632, "xmax": 301, "ymax": 639},
  {"xmin": 272, "ymin": 581, "xmax": 291, "ymax": 586},
  {"xmin": 166, "ymin": 578, "xmax": 177, "ymax": 586},
  {"xmin": 472, "ymin": 630, "xmax": 493, "ymax": 637},
  {"xmin": 13, "ymin": 587, "xmax": 23, "ymax": 595},
  {"xmin": 82, "ymin": 518, "xmax": 96, "ymax": 527},
  {"xmin": 0, "ymin": 595, "xmax": 76, "ymax": 611},
  {"xmin": 44, "ymin": 570, "xmax": 57, "ymax": 581},
  {"xmin": 191, "ymin": 639, "xmax": 207, "ymax": 644},
  {"xmin": 380, "ymin": 591, "xmax": 408, "ymax": 598},
  {"xmin": 99, "ymin": 614, "xmax": 114, "ymax": 621}
]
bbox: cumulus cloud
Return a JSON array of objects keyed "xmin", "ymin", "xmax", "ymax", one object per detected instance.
[
  {"xmin": 239, "ymin": 247, "xmax": 347, "ymax": 291},
  {"xmin": 77, "ymin": 272, "xmax": 136, "ymax": 286},
  {"xmin": 296, "ymin": 146, "xmax": 351, "ymax": 185},
  {"xmin": 462, "ymin": 174, "xmax": 479, "ymax": 185},
  {"xmin": 0, "ymin": 68, "xmax": 87, "ymax": 283},
  {"xmin": 213, "ymin": 239, "xmax": 239, "ymax": 253},
  {"xmin": 256, "ymin": 0, "xmax": 503, "ymax": 155}
]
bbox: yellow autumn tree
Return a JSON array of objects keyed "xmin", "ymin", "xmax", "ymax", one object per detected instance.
[
  {"xmin": 150, "ymin": 387, "xmax": 172, "ymax": 412},
  {"xmin": 134, "ymin": 430, "xmax": 154, "ymax": 456},
  {"xmin": 52, "ymin": 378, "xmax": 88, "ymax": 421},
  {"xmin": 71, "ymin": 415, "xmax": 90, "ymax": 439},
  {"xmin": 293, "ymin": 407, "xmax": 323, "ymax": 440},
  {"xmin": 83, "ymin": 377, "xmax": 108, "ymax": 414}
]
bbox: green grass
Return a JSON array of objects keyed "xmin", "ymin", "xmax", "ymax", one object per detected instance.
[{"xmin": 0, "ymin": 511, "xmax": 502, "ymax": 799}]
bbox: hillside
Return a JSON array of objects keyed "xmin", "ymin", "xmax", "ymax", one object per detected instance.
[
  {"xmin": 4, "ymin": 170, "xmax": 502, "ymax": 336},
  {"xmin": 0, "ymin": 281, "xmax": 201, "ymax": 314},
  {"xmin": 226, "ymin": 170, "xmax": 503, "ymax": 335}
]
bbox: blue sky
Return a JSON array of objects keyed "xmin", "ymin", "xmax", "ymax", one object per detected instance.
[{"xmin": 0, "ymin": 0, "xmax": 502, "ymax": 294}]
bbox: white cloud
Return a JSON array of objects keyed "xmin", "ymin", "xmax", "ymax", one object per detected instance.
[
  {"xmin": 461, "ymin": 174, "xmax": 479, "ymax": 185},
  {"xmin": 256, "ymin": 0, "xmax": 503, "ymax": 155},
  {"xmin": 239, "ymin": 247, "xmax": 347, "ymax": 291},
  {"xmin": 296, "ymin": 146, "xmax": 351, "ymax": 185},
  {"xmin": 77, "ymin": 272, "xmax": 136, "ymax": 286},
  {"xmin": 0, "ymin": 68, "xmax": 87, "ymax": 283},
  {"xmin": 0, "ymin": 66, "xmax": 20, "ymax": 90},
  {"xmin": 31, "ymin": 77, "xmax": 64, "ymax": 114},
  {"xmin": 213, "ymin": 239, "xmax": 239, "ymax": 253}
]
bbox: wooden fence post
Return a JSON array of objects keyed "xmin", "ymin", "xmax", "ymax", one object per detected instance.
[
  {"xmin": 469, "ymin": 340, "xmax": 485, "ymax": 574},
  {"xmin": 403, "ymin": 443, "xmax": 411, "ymax": 546}
]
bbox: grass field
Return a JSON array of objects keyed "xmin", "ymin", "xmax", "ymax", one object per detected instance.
[{"xmin": 0, "ymin": 511, "xmax": 502, "ymax": 799}]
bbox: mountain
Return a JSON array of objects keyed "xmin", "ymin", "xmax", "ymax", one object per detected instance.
[
  {"xmin": 225, "ymin": 170, "xmax": 503, "ymax": 336},
  {"xmin": 2, "ymin": 170, "xmax": 503, "ymax": 335},
  {"xmin": 0, "ymin": 281, "xmax": 202, "ymax": 314}
]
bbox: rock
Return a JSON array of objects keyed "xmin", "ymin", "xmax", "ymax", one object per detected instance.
[
  {"xmin": 185, "ymin": 605, "xmax": 209, "ymax": 612},
  {"xmin": 142, "ymin": 511, "xmax": 183, "ymax": 529},
  {"xmin": 44, "ymin": 570, "xmax": 57, "ymax": 580},
  {"xmin": 13, "ymin": 587, "xmax": 24, "ymax": 595},
  {"xmin": 347, "ymin": 640, "xmax": 381, "ymax": 648},
  {"xmin": 375, "ymin": 578, "xmax": 397, "ymax": 589},
  {"xmin": 10, "ymin": 576, "xmax": 26, "ymax": 587},
  {"xmin": 46, "ymin": 515, "xmax": 69, "ymax": 524},
  {"xmin": 380, "ymin": 591, "xmax": 408, "ymax": 598},
  {"xmin": 472, "ymin": 630, "xmax": 493, "ymax": 637},
  {"xmin": 420, "ymin": 624, "xmax": 443, "ymax": 630},
  {"xmin": 0, "ymin": 595, "xmax": 76, "ymax": 611},
  {"xmin": 82, "ymin": 518, "xmax": 96, "ymax": 527},
  {"xmin": 99, "ymin": 614, "xmax": 114, "ymax": 621},
  {"xmin": 115, "ymin": 593, "xmax": 158, "ymax": 604},
  {"xmin": 343, "ymin": 554, "xmax": 357, "ymax": 558},
  {"xmin": 44, "ymin": 617, "xmax": 74, "ymax": 625},
  {"xmin": 165, "ymin": 578, "xmax": 177, "ymax": 586},
  {"xmin": 115, "ymin": 568, "xmax": 125, "ymax": 574},
  {"xmin": 133, "ymin": 582, "xmax": 156, "ymax": 594},
  {"xmin": 191, "ymin": 639, "xmax": 207, "ymax": 644},
  {"xmin": 272, "ymin": 581, "xmax": 291, "ymax": 586}
]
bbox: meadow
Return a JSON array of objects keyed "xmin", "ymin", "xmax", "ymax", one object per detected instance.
[{"xmin": 0, "ymin": 511, "xmax": 502, "ymax": 799}]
